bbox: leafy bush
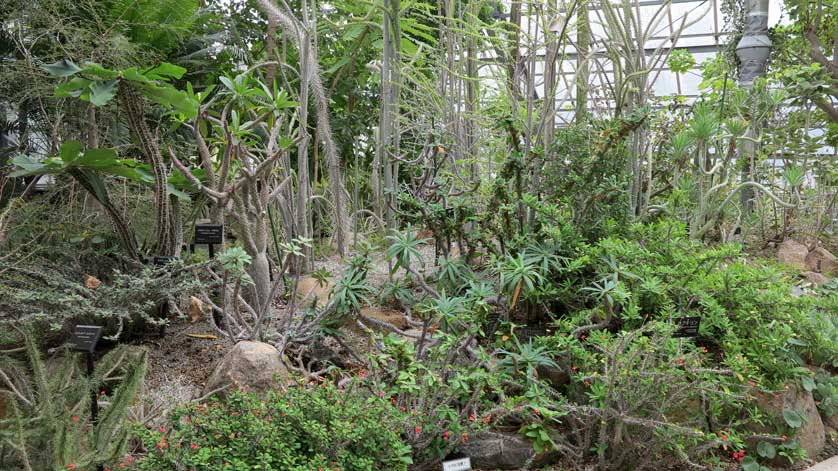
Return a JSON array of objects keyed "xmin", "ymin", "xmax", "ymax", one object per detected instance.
[{"xmin": 132, "ymin": 384, "xmax": 413, "ymax": 471}]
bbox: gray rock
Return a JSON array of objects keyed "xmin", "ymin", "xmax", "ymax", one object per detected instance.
[
  {"xmin": 778, "ymin": 240, "xmax": 809, "ymax": 270},
  {"xmin": 203, "ymin": 341, "xmax": 289, "ymax": 398},
  {"xmin": 754, "ymin": 384, "xmax": 825, "ymax": 464},
  {"xmin": 806, "ymin": 247, "xmax": 838, "ymax": 275},
  {"xmin": 804, "ymin": 271, "xmax": 831, "ymax": 287},
  {"xmin": 459, "ymin": 431, "xmax": 534, "ymax": 470}
]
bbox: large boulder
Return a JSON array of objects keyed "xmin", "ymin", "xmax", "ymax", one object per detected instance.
[
  {"xmin": 296, "ymin": 277, "xmax": 334, "ymax": 309},
  {"xmin": 778, "ymin": 240, "xmax": 809, "ymax": 270},
  {"xmin": 458, "ymin": 431, "xmax": 535, "ymax": 470},
  {"xmin": 202, "ymin": 341, "xmax": 289, "ymax": 398},
  {"xmin": 805, "ymin": 247, "xmax": 838, "ymax": 275},
  {"xmin": 754, "ymin": 384, "xmax": 825, "ymax": 463},
  {"xmin": 825, "ymin": 411, "xmax": 838, "ymax": 430},
  {"xmin": 804, "ymin": 271, "xmax": 831, "ymax": 287}
]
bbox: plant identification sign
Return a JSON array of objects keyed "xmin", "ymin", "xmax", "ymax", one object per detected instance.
[
  {"xmin": 442, "ymin": 457, "xmax": 471, "ymax": 471},
  {"xmin": 194, "ymin": 224, "xmax": 223, "ymax": 244},
  {"xmin": 673, "ymin": 316, "xmax": 701, "ymax": 338},
  {"xmin": 69, "ymin": 325, "xmax": 103, "ymax": 352}
]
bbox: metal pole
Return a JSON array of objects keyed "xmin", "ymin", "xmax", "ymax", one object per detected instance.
[{"xmin": 85, "ymin": 352, "xmax": 104, "ymax": 471}]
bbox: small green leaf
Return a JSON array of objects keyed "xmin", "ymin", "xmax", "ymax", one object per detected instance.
[
  {"xmin": 144, "ymin": 63, "xmax": 187, "ymax": 80},
  {"xmin": 76, "ymin": 148, "xmax": 119, "ymax": 167},
  {"xmin": 757, "ymin": 441, "xmax": 776, "ymax": 459},
  {"xmin": 88, "ymin": 80, "xmax": 118, "ymax": 106},
  {"xmin": 55, "ymin": 77, "xmax": 92, "ymax": 98},
  {"xmin": 8, "ymin": 155, "xmax": 49, "ymax": 177},
  {"xmin": 79, "ymin": 62, "xmax": 120, "ymax": 79},
  {"xmin": 783, "ymin": 409, "xmax": 805, "ymax": 428},
  {"xmin": 42, "ymin": 59, "xmax": 82, "ymax": 77},
  {"xmin": 741, "ymin": 458, "xmax": 760, "ymax": 471},
  {"xmin": 801, "ymin": 377, "xmax": 815, "ymax": 392},
  {"xmin": 59, "ymin": 140, "xmax": 84, "ymax": 163}
]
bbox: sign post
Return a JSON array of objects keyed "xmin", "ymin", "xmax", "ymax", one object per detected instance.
[
  {"xmin": 69, "ymin": 325, "xmax": 104, "ymax": 471},
  {"xmin": 194, "ymin": 224, "xmax": 223, "ymax": 258}
]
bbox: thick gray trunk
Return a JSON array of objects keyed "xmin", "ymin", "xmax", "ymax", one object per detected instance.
[{"xmin": 249, "ymin": 251, "xmax": 272, "ymax": 313}]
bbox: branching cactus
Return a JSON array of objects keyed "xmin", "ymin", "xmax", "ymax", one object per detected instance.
[{"xmin": 0, "ymin": 332, "xmax": 147, "ymax": 470}]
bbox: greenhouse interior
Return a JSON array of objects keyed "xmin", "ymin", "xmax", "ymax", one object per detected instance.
[{"xmin": 1, "ymin": 0, "xmax": 838, "ymax": 470}]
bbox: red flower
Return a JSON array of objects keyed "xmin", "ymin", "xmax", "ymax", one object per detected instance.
[
  {"xmin": 462, "ymin": 432, "xmax": 469, "ymax": 443},
  {"xmin": 579, "ymin": 335, "xmax": 587, "ymax": 340},
  {"xmin": 191, "ymin": 444, "xmax": 200, "ymax": 450},
  {"xmin": 584, "ymin": 380, "xmax": 591, "ymax": 386},
  {"xmin": 71, "ymin": 416, "xmax": 80, "ymax": 422},
  {"xmin": 358, "ymin": 370, "xmax": 367, "ymax": 379},
  {"xmin": 442, "ymin": 431, "xmax": 450, "ymax": 441},
  {"xmin": 571, "ymin": 365, "xmax": 579, "ymax": 372},
  {"xmin": 780, "ymin": 435, "xmax": 787, "ymax": 442},
  {"xmin": 469, "ymin": 413, "xmax": 476, "ymax": 422},
  {"xmin": 415, "ymin": 425, "xmax": 421, "ymax": 434},
  {"xmin": 158, "ymin": 427, "xmax": 167, "ymax": 433},
  {"xmin": 482, "ymin": 414, "xmax": 492, "ymax": 424},
  {"xmin": 67, "ymin": 465, "xmax": 76, "ymax": 470},
  {"xmin": 378, "ymin": 390, "xmax": 386, "ymax": 398},
  {"xmin": 676, "ymin": 358, "xmax": 685, "ymax": 365}
]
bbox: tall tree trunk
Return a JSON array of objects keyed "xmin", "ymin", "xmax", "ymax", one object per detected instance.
[
  {"xmin": 736, "ymin": 0, "xmax": 771, "ymax": 214},
  {"xmin": 576, "ymin": 0, "xmax": 590, "ymax": 121},
  {"xmin": 120, "ymin": 82, "xmax": 175, "ymax": 256}
]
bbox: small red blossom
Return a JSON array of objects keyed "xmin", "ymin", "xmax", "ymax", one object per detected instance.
[
  {"xmin": 442, "ymin": 431, "xmax": 450, "ymax": 441},
  {"xmin": 584, "ymin": 380, "xmax": 591, "ymax": 387},
  {"xmin": 482, "ymin": 414, "xmax": 492, "ymax": 424},
  {"xmin": 158, "ymin": 427, "xmax": 167, "ymax": 433},
  {"xmin": 191, "ymin": 444, "xmax": 200, "ymax": 450},
  {"xmin": 415, "ymin": 425, "xmax": 421, "ymax": 434},
  {"xmin": 780, "ymin": 435, "xmax": 787, "ymax": 442},
  {"xmin": 358, "ymin": 370, "xmax": 367, "ymax": 379},
  {"xmin": 676, "ymin": 358, "xmax": 685, "ymax": 365},
  {"xmin": 462, "ymin": 432, "xmax": 469, "ymax": 442},
  {"xmin": 67, "ymin": 465, "xmax": 76, "ymax": 470},
  {"xmin": 378, "ymin": 390, "xmax": 386, "ymax": 398},
  {"xmin": 469, "ymin": 413, "xmax": 476, "ymax": 422},
  {"xmin": 71, "ymin": 416, "xmax": 80, "ymax": 422},
  {"xmin": 571, "ymin": 365, "xmax": 579, "ymax": 372},
  {"xmin": 579, "ymin": 334, "xmax": 588, "ymax": 340}
]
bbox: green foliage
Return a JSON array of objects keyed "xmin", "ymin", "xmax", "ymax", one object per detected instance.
[
  {"xmin": 43, "ymin": 59, "xmax": 197, "ymax": 118},
  {"xmin": 134, "ymin": 384, "xmax": 412, "ymax": 471},
  {"xmin": 10, "ymin": 141, "xmax": 151, "ymax": 184},
  {"xmin": 386, "ymin": 227, "xmax": 429, "ymax": 274},
  {"xmin": 0, "ymin": 331, "xmax": 147, "ymax": 470},
  {"xmin": 668, "ymin": 49, "xmax": 696, "ymax": 74}
]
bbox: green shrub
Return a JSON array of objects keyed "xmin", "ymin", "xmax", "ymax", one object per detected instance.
[{"xmin": 133, "ymin": 384, "xmax": 412, "ymax": 471}]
